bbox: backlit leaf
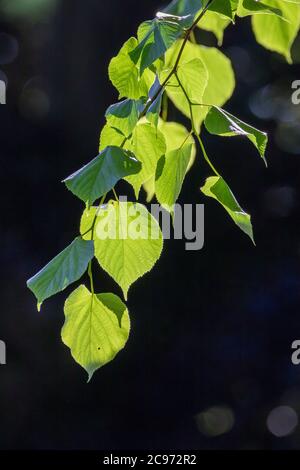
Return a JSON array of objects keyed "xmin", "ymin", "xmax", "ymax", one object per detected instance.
[
  {"xmin": 143, "ymin": 120, "xmax": 196, "ymax": 202},
  {"xmin": 105, "ymin": 98, "xmax": 145, "ymax": 137},
  {"xmin": 27, "ymin": 237, "xmax": 94, "ymax": 308},
  {"xmin": 237, "ymin": 0, "xmax": 284, "ymax": 17},
  {"xmin": 62, "ymin": 285, "xmax": 130, "ymax": 381},
  {"xmin": 164, "ymin": 40, "xmax": 235, "ymax": 128},
  {"xmin": 80, "ymin": 202, "xmax": 163, "ymax": 299},
  {"xmin": 198, "ymin": 11, "xmax": 231, "ymax": 45},
  {"xmin": 252, "ymin": 0, "xmax": 300, "ymax": 62},
  {"xmin": 155, "ymin": 144, "xmax": 192, "ymax": 210},
  {"xmin": 201, "ymin": 176, "xmax": 254, "ymax": 242},
  {"xmin": 204, "ymin": 106, "xmax": 268, "ymax": 164},
  {"xmin": 124, "ymin": 123, "xmax": 166, "ymax": 198},
  {"xmin": 108, "ymin": 37, "xmax": 155, "ymax": 100},
  {"xmin": 130, "ymin": 17, "xmax": 185, "ymax": 74},
  {"xmin": 64, "ymin": 146, "xmax": 142, "ymax": 205}
]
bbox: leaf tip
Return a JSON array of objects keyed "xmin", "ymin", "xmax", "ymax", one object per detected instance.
[
  {"xmin": 123, "ymin": 287, "xmax": 129, "ymax": 301},
  {"xmin": 87, "ymin": 371, "xmax": 93, "ymax": 383}
]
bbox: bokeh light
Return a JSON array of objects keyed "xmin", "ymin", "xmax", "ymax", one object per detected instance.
[
  {"xmin": 263, "ymin": 186, "xmax": 296, "ymax": 218},
  {"xmin": 19, "ymin": 76, "xmax": 50, "ymax": 119},
  {"xmin": 0, "ymin": 32, "xmax": 19, "ymax": 65},
  {"xmin": 275, "ymin": 122, "xmax": 300, "ymax": 155},
  {"xmin": 0, "ymin": 0, "xmax": 58, "ymax": 22},
  {"xmin": 267, "ymin": 406, "xmax": 298, "ymax": 437},
  {"xmin": 196, "ymin": 406, "xmax": 235, "ymax": 437}
]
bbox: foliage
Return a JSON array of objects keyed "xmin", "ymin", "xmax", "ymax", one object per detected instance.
[{"xmin": 27, "ymin": 0, "xmax": 300, "ymax": 380}]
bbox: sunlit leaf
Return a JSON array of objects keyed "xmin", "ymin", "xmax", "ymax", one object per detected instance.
[
  {"xmin": 130, "ymin": 17, "xmax": 185, "ymax": 74},
  {"xmin": 163, "ymin": 57, "xmax": 208, "ymax": 111},
  {"xmin": 124, "ymin": 123, "xmax": 166, "ymax": 198},
  {"xmin": 163, "ymin": 0, "xmax": 202, "ymax": 26},
  {"xmin": 198, "ymin": 11, "xmax": 231, "ymax": 45},
  {"xmin": 108, "ymin": 37, "xmax": 155, "ymax": 99},
  {"xmin": 64, "ymin": 146, "xmax": 142, "ymax": 205},
  {"xmin": 164, "ymin": 40, "xmax": 235, "ymax": 128},
  {"xmin": 143, "ymin": 120, "xmax": 196, "ymax": 202},
  {"xmin": 208, "ymin": 0, "xmax": 238, "ymax": 19},
  {"xmin": 27, "ymin": 237, "xmax": 94, "ymax": 308},
  {"xmin": 80, "ymin": 202, "xmax": 163, "ymax": 299},
  {"xmin": 252, "ymin": 0, "xmax": 300, "ymax": 62},
  {"xmin": 155, "ymin": 143, "xmax": 192, "ymax": 210},
  {"xmin": 201, "ymin": 176, "xmax": 254, "ymax": 242},
  {"xmin": 62, "ymin": 285, "xmax": 130, "ymax": 381},
  {"xmin": 204, "ymin": 106, "xmax": 268, "ymax": 164},
  {"xmin": 99, "ymin": 124, "xmax": 124, "ymax": 151},
  {"xmin": 105, "ymin": 98, "xmax": 145, "ymax": 137},
  {"xmin": 237, "ymin": 0, "xmax": 284, "ymax": 17},
  {"xmin": 146, "ymin": 75, "xmax": 163, "ymax": 127}
]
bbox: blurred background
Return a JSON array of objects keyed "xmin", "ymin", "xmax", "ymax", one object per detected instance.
[{"xmin": 0, "ymin": 0, "xmax": 300, "ymax": 450}]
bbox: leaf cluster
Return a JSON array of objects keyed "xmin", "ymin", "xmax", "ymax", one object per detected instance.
[{"xmin": 27, "ymin": 0, "xmax": 300, "ymax": 379}]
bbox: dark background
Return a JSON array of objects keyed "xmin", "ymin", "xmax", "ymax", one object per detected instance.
[{"xmin": 0, "ymin": 0, "xmax": 300, "ymax": 450}]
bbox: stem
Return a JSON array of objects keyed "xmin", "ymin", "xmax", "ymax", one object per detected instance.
[
  {"xmin": 85, "ymin": 192, "xmax": 108, "ymax": 295},
  {"xmin": 175, "ymin": 71, "xmax": 195, "ymax": 131},
  {"xmin": 162, "ymin": 92, "xmax": 168, "ymax": 121},
  {"xmin": 120, "ymin": 136, "xmax": 127, "ymax": 147},
  {"xmin": 81, "ymin": 193, "xmax": 107, "ymax": 239},
  {"xmin": 88, "ymin": 260, "xmax": 94, "ymax": 295},
  {"xmin": 176, "ymin": 70, "xmax": 220, "ymax": 177},
  {"xmin": 179, "ymin": 129, "xmax": 193, "ymax": 150},
  {"xmin": 190, "ymin": 30, "xmax": 197, "ymax": 44},
  {"xmin": 195, "ymin": 133, "xmax": 220, "ymax": 177},
  {"xmin": 112, "ymin": 187, "xmax": 119, "ymax": 201}
]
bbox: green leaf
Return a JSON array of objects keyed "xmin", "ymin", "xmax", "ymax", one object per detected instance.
[
  {"xmin": 80, "ymin": 202, "xmax": 163, "ymax": 299},
  {"xmin": 108, "ymin": 37, "xmax": 141, "ymax": 100},
  {"xmin": 99, "ymin": 124, "xmax": 124, "ymax": 151},
  {"xmin": 201, "ymin": 176, "xmax": 254, "ymax": 242},
  {"xmin": 105, "ymin": 98, "xmax": 145, "ymax": 137},
  {"xmin": 159, "ymin": 119, "xmax": 196, "ymax": 171},
  {"xmin": 146, "ymin": 76, "xmax": 163, "ymax": 127},
  {"xmin": 163, "ymin": 0, "xmax": 202, "ymax": 26},
  {"xmin": 130, "ymin": 17, "xmax": 184, "ymax": 74},
  {"xmin": 165, "ymin": 56, "xmax": 208, "ymax": 101},
  {"xmin": 204, "ymin": 106, "xmax": 268, "ymax": 164},
  {"xmin": 143, "ymin": 176, "xmax": 156, "ymax": 203},
  {"xmin": 108, "ymin": 37, "xmax": 155, "ymax": 100},
  {"xmin": 198, "ymin": 46, "xmax": 235, "ymax": 120},
  {"xmin": 237, "ymin": 0, "xmax": 284, "ymax": 17},
  {"xmin": 198, "ymin": 11, "xmax": 231, "ymax": 45},
  {"xmin": 62, "ymin": 285, "xmax": 130, "ymax": 381},
  {"xmin": 252, "ymin": 0, "xmax": 300, "ymax": 63},
  {"xmin": 164, "ymin": 40, "xmax": 235, "ymax": 128},
  {"xmin": 155, "ymin": 144, "xmax": 192, "ymax": 210},
  {"xmin": 27, "ymin": 237, "xmax": 94, "ymax": 308},
  {"xmin": 63, "ymin": 146, "xmax": 142, "ymax": 205},
  {"xmin": 208, "ymin": 0, "xmax": 238, "ymax": 19},
  {"xmin": 162, "ymin": 57, "xmax": 208, "ymax": 125},
  {"xmin": 164, "ymin": 0, "xmax": 202, "ymax": 16},
  {"xmin": 124, "ymin": 123, "xmax": 166, "ymax": 198},
  {"xmin": 143, "ymin": 120, "xmax": 196, "ymax": 202}
]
